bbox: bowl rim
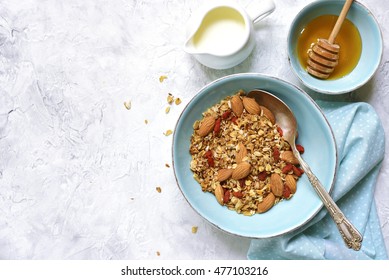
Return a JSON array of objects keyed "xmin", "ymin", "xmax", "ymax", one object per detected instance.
[
  {"xmin": 172, "ymin": 73, "xmax": 338, "ymax": 238},
  {"xmin": 287, "ymin": 0, "xmax": 383, "ymax": 95}
]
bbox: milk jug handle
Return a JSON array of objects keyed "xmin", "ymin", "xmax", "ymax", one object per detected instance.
[{"xmin": 246, "ymin": 0, "xmax": 276, "ymax": 24}]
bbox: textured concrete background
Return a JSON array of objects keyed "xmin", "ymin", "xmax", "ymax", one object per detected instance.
[{"xmin": 0, "ymin": 0, "xmax": 388, "ymax": 259}]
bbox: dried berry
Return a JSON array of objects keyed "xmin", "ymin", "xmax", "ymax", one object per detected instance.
[
  {"xmin": 233, "ymin": 191, "xmax": 243, "ymax": 198},
  {"xmin": 282, "ymin": 163, "xmax": 293, "ymax": 174},
  {"xmin": 277, "ymin": 126, "xmax": 283, "ymax": 137},
  {"xmin": 222, "ymin": 110, "xmax": 231, "ymax": 119},
  {"xmin": 223, "ymin": 190, "xmax": 231, "ymax": 203},
  {"xmin": 214, "ymin": 118, "xmax": 221, "ymax": 136},
  {"xmin": 292, "ymin": 165, "xmax": 304, "ymax": 177},
  {"xmin": 283, "ymin": 185, "xmax": 291, "ymax": 199},
  {"xmin": 258, "ymin": 171, "xmax": 267, "ymax": 181},
  {"xmin": 296, "ymin": 144, "xmax": 305, "ymax": 154},
  {"xmin": 273, "ymin": 147, "xmax": 280, "ymax": 162}
]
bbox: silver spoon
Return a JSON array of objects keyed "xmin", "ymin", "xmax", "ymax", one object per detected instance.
[{"xmin": 247, "ymin": 89, "xmax": 362, "ymax": 251}]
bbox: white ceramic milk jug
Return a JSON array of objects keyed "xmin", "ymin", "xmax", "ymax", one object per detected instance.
[{"xmin": 184, "ymin": 0, "xmax": 276, "ymax": 69}]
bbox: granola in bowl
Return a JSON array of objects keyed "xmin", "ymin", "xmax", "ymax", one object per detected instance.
[{"xmin": 189, "ymin": 90, "xmax": 304, "ymax": 216}]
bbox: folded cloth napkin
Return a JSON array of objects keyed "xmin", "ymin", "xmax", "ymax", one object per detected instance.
[{"xmin": 248, "ymin": 101, "xmax": 387, "ymax": 260}]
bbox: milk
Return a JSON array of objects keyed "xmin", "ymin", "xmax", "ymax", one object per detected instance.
[{"xmin": 191, "ymin": 7, "xmax": 247, "ymax": 56}]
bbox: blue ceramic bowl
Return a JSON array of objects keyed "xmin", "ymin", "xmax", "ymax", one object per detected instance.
[
  {"xmin": 287, "ymin": 0, "xmax": 383, "ymax": 94},
  {"xmin": 172, "ymin": 73, "xmax": 337, "ymax": 238}
]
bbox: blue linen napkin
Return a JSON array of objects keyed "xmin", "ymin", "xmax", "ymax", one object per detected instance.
[{"xmin": 247, "ymin": 101, "xmax": 387, "ymax": 260}]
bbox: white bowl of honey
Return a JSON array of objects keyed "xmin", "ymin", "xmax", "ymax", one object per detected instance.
[{"xmin": 287, "ymin": 0, "xmax": 382, "ymax": 94}]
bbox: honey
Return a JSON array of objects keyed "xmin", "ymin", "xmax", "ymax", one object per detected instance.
[{"xmin": 297, "ymin": 15, "xmax": 362, "ymax": 80}]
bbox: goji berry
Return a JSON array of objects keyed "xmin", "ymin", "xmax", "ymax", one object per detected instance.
[
  {"xmin": 283, "ymin": 185, "xmax": 291, "ymax": 199},
  {"xmin": 282, "ymin": 164, "xmax": 293, "ymax": 174},
  {"xmin": 258, "ymin": 171, "xmax": 267, "ymax": 181},
  {"xmin": 214, "ymin": 118, "xmax": 221, "ymax": 136},
  {"xmin": 204, "ymin": 150, "xmax": 215, "ymax": 167},
  {"xmin": 277, "ymin": 126, "xmax": 283, "ymax": 137},
  {"xmin": 207, "ymin": 156, "xmax": 214, "ymax": 167},
  {"xmin": 239, "ymin": 179, "xmax": 245, "ymax": 188},
  {"xmin": 222, "ymin": 110, "xmax": 231, "ymax": 119},
  {"xmin": 231, "ymin": 116, "xmax": 238, "ymax": 125},
  {"xmin": 204, "ymin": 150, "xmax": 212, "ymax": 158},
  {"xmin": 223, "ymin": 190, "xmax": 231, "ymax": 203},
  {"xmin": 273, "ymin": 147, "xmax": 280, "ymax": 162},
  {"xmin": 292, "ymin": 165, "xmax": 304, "ymax": 177},
  {"xmin": 233, "ymin": 191, "xmax": 243, "ymax": 198},
  {"xmin": 296, "ymin": 144, "xmax": 305, "ymax": 154}
]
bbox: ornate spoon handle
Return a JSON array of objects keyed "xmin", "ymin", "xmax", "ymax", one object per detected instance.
[{"xmin": 292, "ymin": 147, "xmax": 363, "ymax": 251}]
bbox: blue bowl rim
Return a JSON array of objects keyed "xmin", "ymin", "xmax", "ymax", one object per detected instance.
[
  {"xmin": 172, "ymin": 73, "xmax": 338, "ymax": 238},
  {"xmin": 287, "ymin": 0, "xmax": 383, "ymax": 95}
]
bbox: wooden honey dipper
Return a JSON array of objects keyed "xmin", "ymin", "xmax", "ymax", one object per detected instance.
[{"xmin": 307, "ymin": 0, "xmax": 354, "ymax": 79}]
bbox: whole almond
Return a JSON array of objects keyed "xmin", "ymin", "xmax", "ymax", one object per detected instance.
[
  {"xmin": 260, "ymin": 106, "xmax": 275, "ymax": 124},
  {"xmin": 235, "ymin": 143, "xmax": 247, "ymax": 163},
  {"xmin": 270, "ymin": 173, "xmax": 283, "ymax": 197},
  {"xmin": 285, "ymin": 174, "xmax": 297, "ymax": 194},
  {"xmin": 257, "ymin": 192, "xmax": 275, "ymax": 213},
  {"xmin": 217, "ymin": 168, "xmax": 233, "ymax": 182},
  {"xmin": 215, "ymin": 184, "xmax": 224, "ymax": 205},
  {"xmin": 231, "ymin": 162, "xmax": 251, "ymax": 180},
  {"xmin": 242, "ymin": 97, "xmax": 261, "ymax": 115},
  {"xmin": 231, "ymin": 95, "xmax": 244, "ymax": 117},
  {"xmin": 280, "ymin": 151, "xmax": 299, "ymax": 165},
  {"xmin": 196, "ymin": 116, "xmax": 215, "ymax": 137}
]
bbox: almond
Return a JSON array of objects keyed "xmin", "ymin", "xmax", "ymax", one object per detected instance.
[
  {"xmin": 257, "ymin": 192, "xmax": 275, "ymax": 213},
  {"xmin": 216, "ymin": 168, "xmax": 233, "ymax": 182},
  {"xmin": 260, "ymin": 105, "xmax": 275, "ymax": 124},
  {"xmin": 242, "ymin": 97, "xmax": 261, "ymax": 115},
  {"xmin": 280, "ymin": 151, "xmax": 300, "ymax": 165},
  {"xmin": 231, "ymin": 95, "xmax": 244, "ymax": 117},
  {"xmin": 235, "ymin": 143, "xmax": 247, "ymax": 163},
  {"xmin": 231, "ymin": 162, "xmax": 251, "ymax": 180},
  {"xmin": 270, "ymin": 173, "xmax": 283, "ymax": 197},
  {"xmin": 215, "ymin": 184, "xmax": 224, "ymax": 205},
  {"xmin": 196, "ymin": 116, "xmax": 215, "ymax": 137},
  {"xmin": 285, "ymin": 174, "xmax": 297, "ymax": 194}
]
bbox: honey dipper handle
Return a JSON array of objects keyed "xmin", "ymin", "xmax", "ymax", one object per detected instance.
[{"xmin": 328, "ymin": 0, "xmax": 354, "ymax": 43}]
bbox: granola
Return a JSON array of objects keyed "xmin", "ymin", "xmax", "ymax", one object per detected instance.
[{"xmin": 189, "ymin": 90, "xmax": 304, "ymax": 215}]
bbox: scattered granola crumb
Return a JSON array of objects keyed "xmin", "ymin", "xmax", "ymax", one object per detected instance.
[
  {"xmin": 192, "ymin": 226, "xmax": 198, "ymax": 234},
  {"xmin": 165, "ymin": 106, "xmax": 171, "ymax": 114},
  {"xmin": 144, "ymin": 120, "xmax": 148, "ymax": 124},
  {"xmin": 165, "ymin": 163, "xmax": 170, "ymax": 168},
  {"xmin": 175, "ymin": 97, "xmax": 182, "ymax": 105},
  {"xmin": 124, "ymin": 100, "xmax": 131, "ymax": 110},
  {"xmin": 159, "ymin": 75, "xmax": 168, "ymax": 83},
  {"xmin": 167, "ymin": 93, "xmax": 174, "ymax": 104},
  {"xmin": 156, "ymin": 186, "xmax": 162, "ymax": 193},
  {"xmin": 164, "ymin": 129, "xmax": 173, "ymax": 136},
  {"xmin": 156, "ymin": 251, "xmax": 161, "ymax": 256}
]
